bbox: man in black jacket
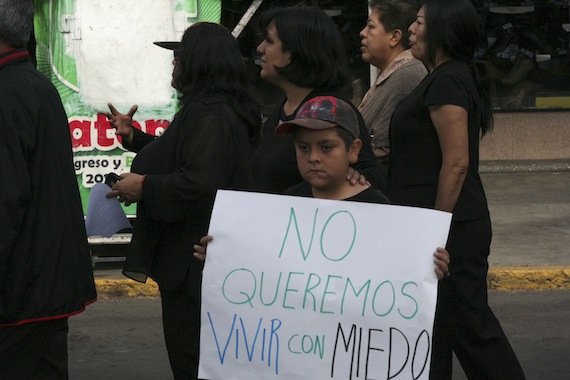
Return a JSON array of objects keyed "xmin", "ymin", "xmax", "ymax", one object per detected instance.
[{"xmin": 0, "ymin": 1, "xmax": 97, "ymax": 378}]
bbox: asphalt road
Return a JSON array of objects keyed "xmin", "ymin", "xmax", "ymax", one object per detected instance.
[{"xmin": 68, "ymin": 289, "xmax": 570, "ymax": 379}]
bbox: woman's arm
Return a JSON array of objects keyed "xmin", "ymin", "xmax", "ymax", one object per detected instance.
[{"xmin": 430, "ymin": 104, "xmax": 469, "ymax": 213}]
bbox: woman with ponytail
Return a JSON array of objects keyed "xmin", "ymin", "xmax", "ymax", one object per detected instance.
[{"xmin": 387, "ymin": 0, "xmax": 526, "ymax": 378}]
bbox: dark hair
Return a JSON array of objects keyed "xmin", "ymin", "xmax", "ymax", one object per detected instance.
[
  {"xmin": 0, "ymin": 0, "xmax": 33, "ymax": 48},
  {"xmin": 369, "ymin": 0, "xmax": 420, "ymax": 49},
  {"xmin": 335, "ymin": 127, "xmax": 356, "ymax": 151},
  {"xmin": 258, "ymin": 6, "xmax": 350, "ymax": 91},
  {"xmin": 422, "ymin": 0, "xmax": 493, "ymax": 135},
  {"xmin": 293, "ymin": 126, "xmax": 355, "ymax": 152},
  {"xmin": 173, "ymin": 22, "xmax": 261, "ymax": 142}
]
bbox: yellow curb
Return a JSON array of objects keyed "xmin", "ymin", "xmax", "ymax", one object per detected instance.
[
  {"xmin": 488, "ymin": 266, "xmax": 570, "ymax": 290},
  {"xmin": 94, "ymin": 266, "xmax": 570, "ymax": 298},
  {"xmin": 95, "ymin": 278, "xmax": 159, "ymax": 299}
]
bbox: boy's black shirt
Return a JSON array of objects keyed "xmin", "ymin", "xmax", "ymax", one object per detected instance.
[{"xmin": 283, "ymin": 181, "xmax": 390, "ymax": 204}]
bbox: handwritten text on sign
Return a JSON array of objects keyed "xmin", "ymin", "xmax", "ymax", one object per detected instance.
[{"xmin": 199, "ymin": 190, "xmax": 451, "ymax": 379}]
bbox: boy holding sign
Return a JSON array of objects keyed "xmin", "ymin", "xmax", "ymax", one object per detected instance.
[
  {"xmin": 195, "ymin": 96, "xmax": 450, "ymax": 279},
  {"xmin": 276, "ymin": 96, "xmax": 391, "ymax": 204}
]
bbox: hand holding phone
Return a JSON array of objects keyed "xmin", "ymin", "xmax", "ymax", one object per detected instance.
[{"xmin": 105, "ymin": 172, "xmax": 122, "ymax": 187}]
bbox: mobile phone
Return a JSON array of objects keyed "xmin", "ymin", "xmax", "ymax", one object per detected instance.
[{"xmin": 105, "ymin": 172, "xmax": 122, "ymax": 187}]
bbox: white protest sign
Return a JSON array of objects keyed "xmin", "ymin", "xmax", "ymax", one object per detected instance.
[{"xmin": 199, "ymin": 190, "xmax": 451, "ymax": 380}]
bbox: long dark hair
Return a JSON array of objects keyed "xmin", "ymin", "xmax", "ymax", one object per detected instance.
[
  {"xmin": 422, "ymin": 0, "xmax": 493, "ymax": 136},
  {"xmin": 172, "ymin": 22, "xmax": 261, "ymax": 142},
  {"xmin": 258, "ymin": 6, "xmax": 350, "ymax": 92}
]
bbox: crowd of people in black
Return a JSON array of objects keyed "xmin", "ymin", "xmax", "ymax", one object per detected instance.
[{"xmin": 1, "ymin": 0, "xmax": 526, "ymax": 379}]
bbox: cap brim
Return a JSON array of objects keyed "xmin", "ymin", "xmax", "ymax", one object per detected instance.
[
  {"xmin": 153, "ymin": 41, "xmax": 179, "ymax": 50},
  {"xmin": 275, "ymin": 119, "xmax": 337, "ymax": 136}
]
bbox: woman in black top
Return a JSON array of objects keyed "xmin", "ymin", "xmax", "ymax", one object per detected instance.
[
  {"xmin": 252, "ymin": 6, "xmax": 387, "ymax": 194},
  {"xmin": 106, "ymin": 23, "xmax": 261, "ymax": 380},
  {"xmin": 388, "ymin": 1, "xmax": 525, "ymax": 379}
]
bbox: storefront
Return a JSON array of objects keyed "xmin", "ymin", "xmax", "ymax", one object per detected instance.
[
  {"xmin": 224, "ymin": 0, "xmax": 570, "ymax": 162},
  {"xmin": 473, "ymin": 1, "xmax": 570, "ymax": 161}
]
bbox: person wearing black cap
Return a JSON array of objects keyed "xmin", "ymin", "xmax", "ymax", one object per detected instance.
[
  {"xmin": 277, "ymin": 96, "xmax": 389, "ymax": 203},
  {"xmin": 105, "ymin": 22, "xmax": 261, "ymax": 380}
]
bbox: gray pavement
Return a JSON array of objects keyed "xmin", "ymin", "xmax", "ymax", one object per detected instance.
[
  {"xmin": 68, "ymin": 290, "xmax": 570, "ymax": 379},
  {"xmin": 482, "ymin": 170, "xmax": 570, "ymax": 268}
]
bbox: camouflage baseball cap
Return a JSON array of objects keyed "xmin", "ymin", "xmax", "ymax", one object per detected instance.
[{"xmin": 275, "ymin": 96, "xmax": 359, "ymax": 139}]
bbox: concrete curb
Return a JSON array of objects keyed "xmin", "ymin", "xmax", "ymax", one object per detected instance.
[
  {"xmin": 94, "ymin": 266, "xmax": 570, "ymax": 298},
  {"xmin": 487, "ymin": 266, "xmax": 570, "ymax": 290},
  {"xmin": 480, "ymin": 159, "xmax": 570, "ymax": 173},
  {"xmin": 95, "ymin": 278, "xmax": 159, "ymax": 299}
]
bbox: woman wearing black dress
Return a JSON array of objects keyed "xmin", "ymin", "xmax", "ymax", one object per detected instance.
[{"xmin": 388, "ymin": 1, "xmax": 525, "ymax": 378}]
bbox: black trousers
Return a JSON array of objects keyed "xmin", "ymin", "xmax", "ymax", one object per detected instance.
[
  {"xmin": 429, "ymin": 217, "xmax": 526, "ymax": 379},
  {"xmin": 161, "ymin": 284, "xmax": 202, "ymax": 380},
  {"xmin": 0, "ymin": 318, "xmax": 69, "ymax": 380}
]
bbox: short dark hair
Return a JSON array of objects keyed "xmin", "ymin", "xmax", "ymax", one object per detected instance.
[
  {"xmin": 369, "ymin": 0, "xmax": 420, "ymax": 49},
  {"xmin": 0, "ymin": 0, "xmax": 33, "ymax": 48},
  {"xmin": 173, "ymin": 22, "xmax": 261, "ymax": 142},
  {"xmin": 335, "ymin": 127, "xmax": 357, "ymax": 151},
  {"xmin": 258, "ymin": 6, "xmax": 350, "ymax": 91},
  {"xmin": 293, "ymin": 126, "xmax": 355, "ymax": 152}
]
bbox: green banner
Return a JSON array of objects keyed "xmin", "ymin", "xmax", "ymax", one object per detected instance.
[{"xmin": 34, "ymin": 0, "xmax": 221, "ymax": 216}]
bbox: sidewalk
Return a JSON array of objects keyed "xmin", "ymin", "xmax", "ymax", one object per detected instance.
[
  {"xmin": 481, "ymin": 161, "xmax": 570, "ymax": 290},
  {"xmin": 93, "ymin": 161, "xmax": 570, "ymax": 297}
]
